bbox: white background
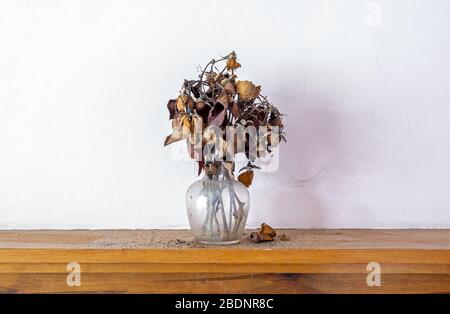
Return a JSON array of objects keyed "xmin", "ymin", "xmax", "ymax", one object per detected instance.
[{"xmin": 1, "ymin": 0, "xmax": 449, "ymax": 229}]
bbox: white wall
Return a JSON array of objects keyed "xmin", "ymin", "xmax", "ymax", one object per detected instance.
[{"xmin": 0, "ymin": 0, "xmax": 449, "ymax": 229}]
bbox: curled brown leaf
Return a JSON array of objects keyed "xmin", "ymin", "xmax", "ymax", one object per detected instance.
[
  {"xmin": 238, "ymin": 169, "xmax": 254, "ymax": 187},
  {"xmin": 163, "ymin": 115, "xmax": 190, "ymax": 146},
  {"xmin": 167, "ymin": 99, "xmax": 177, "ymax": 119},
  {"xmin": 216, "ymin": 90, "xmax": 229, "ymax": 108}
]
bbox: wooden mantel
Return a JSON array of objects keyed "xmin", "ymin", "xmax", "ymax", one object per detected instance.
[{"xmin": 0, "ymin": 229, "xmax": 449, "ymax": 293}]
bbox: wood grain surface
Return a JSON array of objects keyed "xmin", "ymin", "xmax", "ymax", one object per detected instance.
[{"xmin": 0, "ymin": 229, "xmax": 448, "ymax": 293}]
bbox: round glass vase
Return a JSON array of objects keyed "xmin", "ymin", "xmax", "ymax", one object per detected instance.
[{"xmin": 185, "ymin": 163, "xmax": 250, "ymax": 245}]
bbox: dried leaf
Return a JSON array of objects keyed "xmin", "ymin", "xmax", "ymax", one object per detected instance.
[
  {"xmin": 197, "ymin": 160, "xmax": 205, "ymax": 176},
  {"xmin": 216, "ymin": 90, "xmax": 229, "ymax": 108},
  {"xmin": 196, "ymin": 103, "xmax": 211, "ymax": 124},
  {"xmin": 189, "ymin": 113, "xmax": 203, "ymax": 134},
  {"xmin": 164, "ymin": 133, "xmax": 182, "ymax": 146},
  {"xmin": 164, "ymin": 115, "xmax": 190, "ymax": 146},
  {"xmin": 230, "ymin": 102, "xmax": 240, "ymax": 119},
  {"xmin": 224, "ymin": 81, "xmax": 236, "ymax": 95},
  {"xmin": 207, "ymin": 104, "xmax": 226, "ymax": 126},
  {"xmin": 182, "ymin": 116, "xmax": 191, "ymax": 130},
  {"xmin": 167, "ymin": 99, "xmax": 177, "ymax": 119},
  {"xmin": 260, "ymin": 223, "xmax": 276, "ymax": 238},
  {"xmin": 238, "ymin": 169, "xmax": 254, "ymax": 187},
  {"xmin": 191, "ymin": 82, "xmax": 202, "ymax": 98},
  {"xmin": 249, "ymin": 223, "xmax": 277, "ymax": 243},
  {"xmin": 250, "ymin": 232, "xmax": 274, "ymax": 243},
  {"xmin": 186, "ymin": 139, "xmax": 195, "ymax": 159},
  {"xmin": 235, "ymin": 80, "xmax": 261, "ymax": 101},
  {"xmin": 249, "ymin": 232, "xmax": 263, "ymax": 243},
  {"xmin": 176, "ymin": 95, "xmax": 194, "ymax": 112},
  {"xmin": 186, "ymin": 121, "xmax": 203, "ymax": 161}
]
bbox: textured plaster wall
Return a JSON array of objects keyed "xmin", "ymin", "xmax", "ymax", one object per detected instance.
[{"xmin": 0, "ymin": 0, "xmax": 449, "ymax": 228}]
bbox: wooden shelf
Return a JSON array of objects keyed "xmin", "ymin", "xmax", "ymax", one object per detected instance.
[{"xmin": 0, "ymin": 229, "xmax": 449, "ymax": 293}]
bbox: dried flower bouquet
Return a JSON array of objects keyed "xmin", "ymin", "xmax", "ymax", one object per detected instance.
[{"xmin": 164, "ymin": 52, "xmax": 285, "ymax": 242}]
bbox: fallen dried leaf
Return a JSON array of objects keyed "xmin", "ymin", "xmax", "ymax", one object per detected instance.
[
  {"xmin": 249, "ymin": 223, "xmax": 277, "ymax": 243},
  {"xmin": 260, "ymin": 223, "xmax": 276, "ymax": 238},
  {"xmin": 250, "ymin": 232, "xmax": 274, "ymax": 243}
]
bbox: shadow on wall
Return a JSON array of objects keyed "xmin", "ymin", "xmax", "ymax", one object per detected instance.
[{"xmin": 262, "ymin": 92, "xmax": 351, "ymax": 228}]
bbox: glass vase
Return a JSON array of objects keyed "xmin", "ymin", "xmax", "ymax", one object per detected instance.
[{"xmin": 185, "ymin": 162, "xmax": 250, "ymax": 244}]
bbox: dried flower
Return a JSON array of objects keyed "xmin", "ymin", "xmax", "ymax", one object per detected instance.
[
  {"xmin": 235, "ymin": 80, "xmax": 261, "ymax": 101},
  {"xmin": 226, "ymin": 51, "xmax": 241, "ymax": 71}
]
